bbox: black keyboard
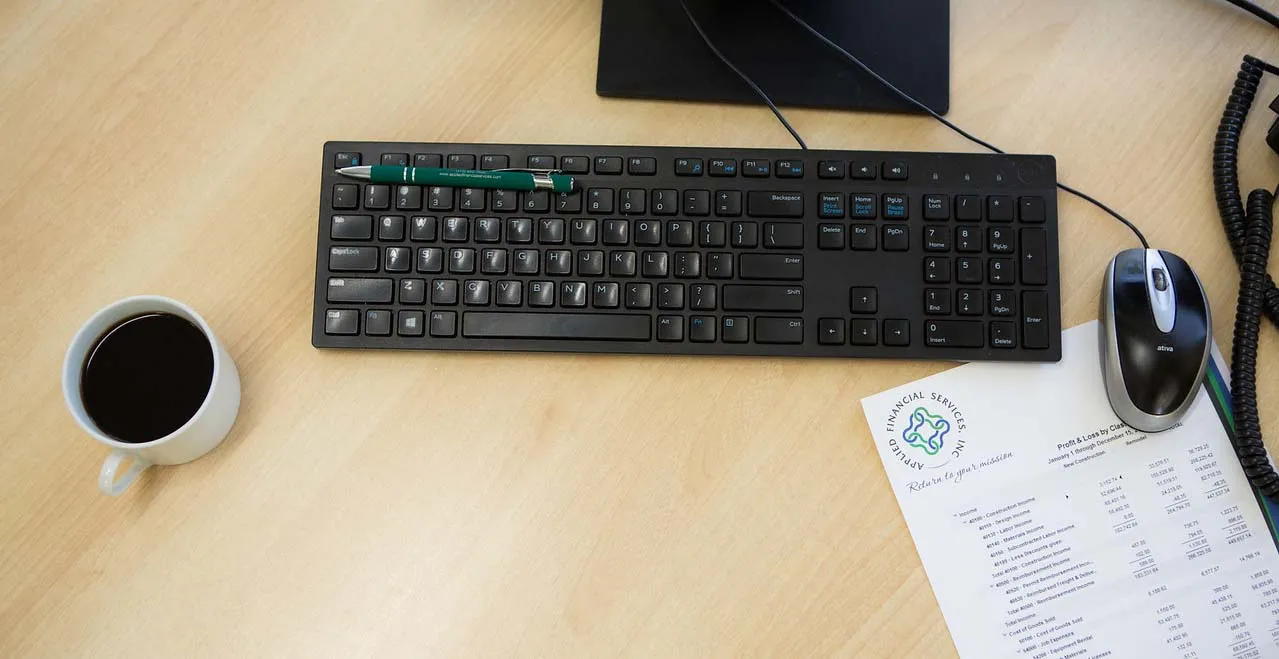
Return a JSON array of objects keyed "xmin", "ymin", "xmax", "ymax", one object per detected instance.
[{"xmin": 312, "ymin": 141, "xmax": 1062, "ymax": 361}]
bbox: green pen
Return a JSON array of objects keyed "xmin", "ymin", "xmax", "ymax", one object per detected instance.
[{"xmin": 335, "ymin": 165, "xmax": 576, "ymax": 193}]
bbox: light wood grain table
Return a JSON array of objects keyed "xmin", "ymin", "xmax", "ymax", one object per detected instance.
[{"xmin": 3, "ymin": 1, "xmax": 1279, "ymax": 656}]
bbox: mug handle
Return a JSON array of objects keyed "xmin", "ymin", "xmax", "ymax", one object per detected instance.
[{"xmin": 99, "ymin": 451, "xmax": 150, "ymax": 496}]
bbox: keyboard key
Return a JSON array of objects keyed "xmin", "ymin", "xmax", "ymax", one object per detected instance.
[
  {"xmin": 923, "ymin": 194, "xmax": 949, "ymax": 221},
  {"xmin": 657, "ymin": 316, "xmax": 684, "ymax": 341},
  {"xmin": 741, "ymin": 159, "xmax": 770, "ymax": 177},
  {"xmin": 560, "ymin": 156, "xmax": 589, "ymax": 174},
  {"xmin": 1022, "ymin": 291, "xmax": 1050, "ymax": 348},
  {"xmin": 850, "ymin": 193, "xmax": 876, "ymax": 219},
  {"xmin": 384, "ymin": 246, "xmax": 410, "ymax": 272},
  {"xmin": 327, "ymin": 278, "xmax": 392, "ymax": 303},
  {"xmin": 674, "ymin": 252, "xmax": 701, "ymax": 278},
  {"xmin": 883, "ymin": 319, "xmax": 910, "ymax": 346},
  {"xmin": 818, "ymin": 224, "xmax": 845, "ymax": 249},
  {"xmin": 496, "ymin": 280, "xmax": 523, "ymax": 306},
  {"xmin": 528, "ymin": 155, "xmax": 556, "ymax": 170},
  {"xmin": 546, "ymin": 249, "xmax": 572, "ymax": 275},
  {"xmin": 381, "ymin": 153, "xmax": 409, "ymax": 167},
  {"xmin": 987, "ymin": 196, "xmax": 1014, "ymax": 222},
  {"xmin": 396, "ymin": 186, "xmax": 422, "ymax": 211},
  {"xmin": 417, "ymin": 247, "xmax": 444, "ymax": 273},
  {"xmin": 707, "ymin": 253, "xmax": 733, "ymax": 278},
  {"xmin": 700, "ymin": 221, "xmax": 727, "ymax": 247},
  {"xmin": 459, "ymin": 188, "xmax": 485, "ymax": 211},
  {"xmin": 851, "ymin": 319, "xmax": 877, "ymax": 345},
  {"xmin": 690, "ymin": 284, "xmax": 716, "ymax": 310},
  {"xmin": 724, "ymin": 285, "xmax": 803, "ymax": 311},
  {"xmin": 731, "ymin": 222, "xmax": 758, "ymax": 248},
  {"xmin": 331, "ymin": 214, "xmax": 372, "ymax": 240},
  {"xmin": 560, "ymin": 282, "xmax": 586, "ymax": 307},
  {"xmin": 625, "ymin": 283, "xmax": 652, "ymax": 309},
  {"xmin": 723, "ymin": 316, "xmax": 749, "ymax": 342},
  {"xmin": 491, "ymin": 189, "xmax": 518, "ymax": 213},
  {"xmin": 924, "ymin": 288, "xmax": 951, "ymax": 315},
  {"xmin": 924, "ymin": 257, "xmax": 950, "ymax": 283},
  {"xmin": 379, "ymin": 215, "xmax": 406, "ymax": 240},
  {"xmin": 1021, "ymin": 228, "xmax": 1048, "ymax": 285},
  {"xmin": 689, "ymin": 316, "xmax": 716, "ymax": 342},
  {"xmin": 642, "ymin": 251, "xmax": 668, "ymax": 277},
  {"xmin": 957, "ymin": 289, "xmax": 983, "ymax": 316},
  {"xmin": 333, "ymin": 184, "xmax": 359, "ymax": 210},
  {"xmin": 610, "ymin": 250, "xmax": 637, "ymax": 276},
  {"xmin": 658, "ymin": 283, "xmax": 684, "ymax": 309},
  {"xmin": 818, "ymin": 318, "xmax": 845, "ymax": 344},
  {"xmin": 335, "ymin": 152, "xmax": 361, "ymax": 168},
  {"xmin": 818, "ymin": 192, "xmax": 846, "ymax": 218},
  {"xmin": 593, "ymin": 282, "xmax": 620, "ymax": 308},
  {"xmin": 956, "ymin": 226, "xmax": 981, "ymax": 253},
  {"xmin": 449, "ymin": 248, "xmax": 476, "ymax": 274},
  {"xmin": 513, "ymin": 249, "xmax": 539, "ymax": 274},
  {"xmin": 715, "ymin": 190, "xmax": 743, "ymax": 216},
  {"xmin": 883, "ymin": 194, "xmax": 908, "ymax": 219},
  {"xmin": 637, "ymin": 191, "xmax": 671, "ymax": 218},
  {"xmin": 538, "ymin": 218, "xmax": 565, "ymax": 244},
  {"xmin": 747, "ymin": 191, "xmax": 804, "ymax": 218},
  {"xmin": 398, "ymin": 311, "xmax": 424, "ymax": 336},
  {"xmin": 739, "ymin": 253, "xmax": 802, "ymax": 280},
  {"xmin": 956, "ymin": 256, "xmax": 982, "ymax": 284},
  {"xmin": 925, "ymin": 320, "xmax": 983, "ymax": 348},
  {"xmin": 775, "ymin": 160, "xmax": 804, "ymax": 178},
  {"xmin": 555, "ymin": 191, "xmax": 581, "ymax": 214},
  {"xmin": 429, "ymin": 310, "xmax": 457, "ymax": 337},
  {"xmin": 432, "ymin": 279, "xmax": 458, "ymax": 305},
  {"xmin": 989, "ymin": 258, "xmax": 1015, "ymax": 284},
  {"xmin": 324, "ymin": 309, "xmax": 359, "ymax": 335},
  {"xmin": 413, "ymin": 154, "xmax": 442, "ymax": 168},
  {"xmin": 850, "ymin": 161, "xmax": 876, "ymax": 180},
  {"xmin": 755, "ymin": 318, "xmax": 803, "ymax": 343},
  {"xmin": 923, "ymin": 226, "xmax": 950, "ymax": 252},
  {"xmin": 667, "ymin": 220, "xmax": 694, "ymax": 247},
  {"xmin": 1019, "ymin": 196, "xmax": 1046, "ymax": 224},
  {"xmin": 882, "ymin": 225, "xmax": 909, "ymax": 251},
  {"xmin": 528, "ymin": 281, "xmax": 555, "ymax": 307},
  {"xmin": 524, "ymin": 190, "xmax": 550, "ymax": 213},
  {"xmin": 587, "ymin": 188, "xmax": 614, "ymax": 214},
  {"xmin": 603, "ymin": 219, "xmax": 629, "ymax": 245},
  {"xmin": 763, "ymin": 223, "xmax": 803, "ymax": 248},
  {"xmin": 850, "ymin": 224, "xmax": 876, "ymax": 250},
  {"xmin": 482, "ymin": 248, "xmax": 507, "ymax": 274},
  {"xmin": 990, "ymin": 321, "xmax": 1017, "ymax": 348},
  {"xmin": 329, "ymin": 246, "xmax": 378, "ymax": 272},
  {"xmin": 464, "ymin": 280, "xmax": 491, "ymax": 306},
  {"xmin": 475, "ymin": 217, "xmax": 502, "ymax": 243},
  {"xmin": 989, "ymin": 290, "xmax": 1015, "ymax": 316},
  {"xmin": 818, "ymin": 160, "xmax": 845, "ymax": 179},
  {"xmin": 882, "ymin": 162, "xmax": 908, "ymax": 180},
  {"xmin": 684, "ymin": 190, "xmax": 710, "ymax": 216},
  {"xmin": 442, "ymin": 216, "xmax": 469, "ymax": 242},
  {"xmin": 410, "ymin": 216, "xmax": 437, "ymax": 242},
  {"xmin": 507, "ymin": 217, "xmax": 533, "ymax": 243},
  {"xmin": 955, "ymin": 195, "xmax": 981, "ymax": 222},
  {"xmin": 428, "ymin": 186, "xmax": 453, "ymax": 211},
  {"xmin": 447, "ymin": 154, "xmax": 475, "ymax": 169},
  {"xmin": 480, "ymin": 154, "xmax": 508, "ymax": 170},
  {"xmin": 571, "ymin": 219, "xmax": 598, "ymax": 245},
  {"xmin": 594, "ymin": 156, "xmax": 623, "ymax": 174},
  {"xmin": 365, "ymin": 309, "xmax": 391, "ymax": 336},
  {"xmin": 627, "ymin": 157, "xmax": 656, "ymax": 175},
  {"xmin": 850, "ymin": 287, "xmax": 877, "ymax": 314},
  {"xmin": 708, "ymin": 159, "xmax": 737, "ymax": 176},
  {"xmin": 675, "ymin": 158, "xmax": 704, "ymax": 176},
  {"xmin": 619, "ymin": 189, "xmax": 646, "ymax": 215},
  {"xmin": 988, "ymin": 226, "xmax": 1014, "ymax": 254}
]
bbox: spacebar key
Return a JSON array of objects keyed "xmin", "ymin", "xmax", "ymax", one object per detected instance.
[{"xmin": 462, "ymin": 313, "xmax": 652, "ymax": 340}]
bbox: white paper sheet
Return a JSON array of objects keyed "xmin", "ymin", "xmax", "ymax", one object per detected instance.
[{"xmin": 861, "ymin": 321, "xmax": 1279, "ymax": 658}]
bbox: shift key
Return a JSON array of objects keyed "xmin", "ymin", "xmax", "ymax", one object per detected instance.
[
  {"xmin": 327, "ymin": 277, "xmax": 393, "ymax": 303},
  {"xmin": 724, "ymin": 285, "xmax": 803, "ymax": 311},
  {"xmin": 739, "ymin": 254, "xmax": 803, "ymax": 280}
]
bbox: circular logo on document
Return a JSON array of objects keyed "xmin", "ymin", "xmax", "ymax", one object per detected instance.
[{"xmin": 883, "ymin": 391, "xmax": 968, "ymax": 470}]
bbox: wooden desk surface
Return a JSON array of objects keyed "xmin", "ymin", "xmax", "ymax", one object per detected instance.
[{"xmin": 3, "ymin": 1, "xmax": 1278, "ymax": 656}]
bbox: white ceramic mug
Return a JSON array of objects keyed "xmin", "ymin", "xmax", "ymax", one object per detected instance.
[{"xmin": 62, "ymin": 296, "xmax": 241, "ymax": 496}]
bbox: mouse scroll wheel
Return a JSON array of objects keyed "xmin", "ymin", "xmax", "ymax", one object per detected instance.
[{"xmin": 1152, "ymin": 268, "xmax": 1168, "ymax": 292}]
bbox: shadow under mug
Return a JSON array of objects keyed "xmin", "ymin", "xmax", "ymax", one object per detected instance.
[{"xmin": 62, "ymin": 296, "xmax": 241, "ymax": 495}]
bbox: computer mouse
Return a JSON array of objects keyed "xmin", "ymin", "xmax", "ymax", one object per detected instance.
[{"xmin": 1100, "ymin": 248, "xmax": 1211, "ymax": 433}]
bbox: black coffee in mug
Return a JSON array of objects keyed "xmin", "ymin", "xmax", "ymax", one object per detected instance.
[{"xmin": 80, "ymin": 313, "xmax": 215, "ymax": 443}]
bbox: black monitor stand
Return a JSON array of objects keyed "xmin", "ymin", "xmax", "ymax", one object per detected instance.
[{"xmin": 596, "ymin": 0, "xmax": 950, "ymax": 115}]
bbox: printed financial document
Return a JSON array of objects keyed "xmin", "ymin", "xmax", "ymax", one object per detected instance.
[{"xmin": 861, "ymin": 322, "xmax": 1279, "ymax": 658}]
